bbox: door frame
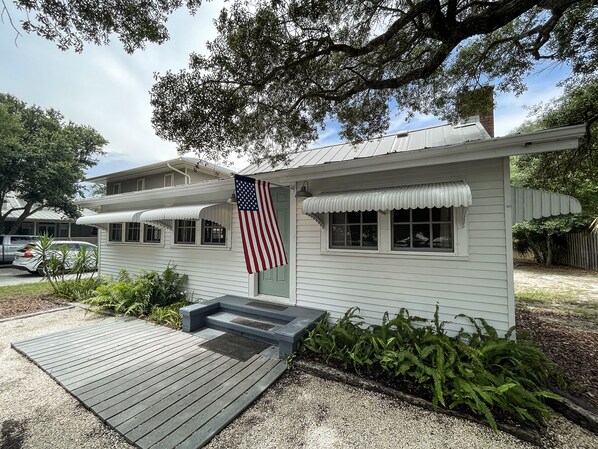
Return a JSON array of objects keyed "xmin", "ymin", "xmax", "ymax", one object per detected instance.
[{"xmin": 248, "ymin": 182, "xmax": 297, "ymax": 305}]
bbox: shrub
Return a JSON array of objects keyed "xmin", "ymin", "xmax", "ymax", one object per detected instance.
[
  {"xmin": 83, "ymin": 266, "xmax": 189, "ymax": 317},
  {"xmin": 148, "ymin": 301, "xmax": 188, "ymax": 329},
  {"xmin": 301, "ymin": 307, "xmax": 561, "ymax": 431},
  {"xmin": 54, "ymin": 277, "xmax": 105, "ymax": 301}
]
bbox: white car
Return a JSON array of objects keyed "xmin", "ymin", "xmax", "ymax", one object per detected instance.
[{"xmin": 12, "ymin": 241, "xmax": 98, "ymax": 275}]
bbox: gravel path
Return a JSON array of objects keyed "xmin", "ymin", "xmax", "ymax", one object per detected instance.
[
  {"xmin": 2, "ymin": 308, "xmax": 597, "ymax": 449},
  {"xmin": 0, "ymin": 307, "xmax": 133, "ymax": 449}
]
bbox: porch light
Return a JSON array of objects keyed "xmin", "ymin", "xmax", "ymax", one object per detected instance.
[
  {"xmin": 227, "ymin": 191, "xmax": 237, "ymax": 204},
  {"xmin": 295, "ymin": 181, "xmax": 312, "ymax": 199}
]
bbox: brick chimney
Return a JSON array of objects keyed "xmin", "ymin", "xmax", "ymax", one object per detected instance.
[{"xmin": 457, "ymin": 86, "xmax": 494, "ymax": 137}]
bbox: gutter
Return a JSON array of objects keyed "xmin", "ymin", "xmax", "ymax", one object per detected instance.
[
  {"xmin": 77, "ymin": 124, "xmax": 585, "ymax": 208},
  {"xmin": 256, "ymin": 124, "xmax": 586, "ymax": 184}
]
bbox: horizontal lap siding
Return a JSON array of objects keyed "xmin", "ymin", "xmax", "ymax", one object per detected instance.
[
  {"xmin": 295, "ymin": 158, "xmax": 511, "ymax": 335},
  {"xmin": 98, "ymin": 215, "xmax": 248, "ymax": 301}
]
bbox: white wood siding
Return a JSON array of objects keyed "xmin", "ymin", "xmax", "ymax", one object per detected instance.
[
  {"xmin": 96, "ymin": 157, "xmax": 512, "ymax": 335},
  {"xmin": 294, "ymin": 158, "xmax": 512, "ymax": 335},
  {"xmin": 98, "ymin": 214, "xmax": 248, "ymax": 301}
]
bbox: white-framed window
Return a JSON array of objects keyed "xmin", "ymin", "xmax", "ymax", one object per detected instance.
[
  {"xmin": 109, "ymin": 223, "xmax": 123, "ymax": 242},
  {"xmin": 329, "ymin": 211, "xmax": 378, "ymax": 249},
  {"xmin": 125, "ymin": 223, "xmax": 141, "ymax": 242},
  {"xmin": 112, "ymin": 183, "xmax": 121, "ymax": 195},
  {"xmin": 174, "ymin": 220, "xmax": 196, "ymax": 244},
  {"xmin": 164, "ymin": 173, "xmax": 174, "ymax": 187},
  {"xmin": 136, "ymin": 178, "xmax": 145, "ymax": 191},
  {"xmin": 143, "ymin": 224, "xmax": 162, "ymax": 243},
  {"xmin": 322, "ymin": 207, "xmax": 466, "ymax": 257},
  {"xmin": 392, "ymin": 207, "xmax": 453, "ymax": 252},
  {"xmin": 201, "ymin": 220, "xmax": 226, "ymax": 246}
]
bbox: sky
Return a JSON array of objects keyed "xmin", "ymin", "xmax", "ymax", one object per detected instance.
[{"xmin": 0, "ymin": 2, "xmax": 571, "ymax": 178}]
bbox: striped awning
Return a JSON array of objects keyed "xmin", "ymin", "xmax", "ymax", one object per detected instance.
[
  {"xmin": 302, "ymin": 181, "xmax": 472, "ymax": 227},
  {"xmin": 511, "ymin": 187, "xmax": 582, "ymax": 225},
  {"xmin": 138, "ymin": 204, "xmax": 232, "ymax": 230},
  {"xmin": 76, "ymin": 210, "xmax": 146, "ymax": 229}
]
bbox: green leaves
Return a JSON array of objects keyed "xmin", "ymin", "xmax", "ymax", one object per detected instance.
[
  {"xmin": 82, "ymin": 266, "xmax": 190, "ymax": 323},
  {"xmin": 150, "ymin": 1, "xmax": 596, "ymax": 164},
  {"xmin": 0, "ymin": 93, "xmax": 107, "ymax": 233},
  {"xmin": 301, "ymin": 305, "xmax": 562, "ymax": 431}
]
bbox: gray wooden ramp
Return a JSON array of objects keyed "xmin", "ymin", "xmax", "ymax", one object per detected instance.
[{"xmin": 11, "ymin": 317, "xmax": 287, "ymax": 449}]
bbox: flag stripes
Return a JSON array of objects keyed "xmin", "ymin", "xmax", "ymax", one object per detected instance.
[{"xmin": 235, "ymin": 175, "xmax": 288, "ymax": 274}]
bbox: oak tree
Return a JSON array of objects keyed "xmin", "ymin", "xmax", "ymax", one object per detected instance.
[
  {"xmin": 0, "ymin": 93, "xmax": 107, "ymax": 234},
  {"xmin": 150, "ymin": 0, "xmax": 597, "ymax": 163}
]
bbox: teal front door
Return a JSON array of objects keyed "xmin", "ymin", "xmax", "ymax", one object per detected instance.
[{"xmin": 258, "ymin": 188, "xmax": 290, "ymax": 298}]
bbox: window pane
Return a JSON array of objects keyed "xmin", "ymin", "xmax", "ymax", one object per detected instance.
[
  {"xmin": 393, "ymin": 224, "xmax": 410, "ymax": 248},
  {"xmin": 144, "ymin": 225, "xmax": 161, "ymax": 243},
  {"xmin": 362, "ymin": 210, "xmax": 377, "ymax": 224},
  {"xmin": 331, "ymin": 225, "xmax": 345, "ymax": 247},
  {"xmin": 331, "ymin": 213, "xmax": 345, "ymax": 224},
  {"xmin": 433, "ymin": 223, "xmax": 453, "ymax": 249},
  {"xmin": 347, "ymin": 225, "xmax": 361, "ymax": 246},
  {"xmin": 362, "ymin": 225, "xmax": 378, "ymax": 247},
  {"xmin": 393, "ymin": 209, "xmax": 410, "ymax": 223},
  {"xmin": 347, "ymin": 211, "xmax": 361, "ymax": 224},
  {"xmin": 412, "ymin": 208, "xmax": 429, "ymax": 222},
  {"xmin": 126, "ymin": 223, "xmax": 140, "ymax": 242},
  {"xmin": 412, "ymin": 224, "xmax": 431, "ymax": 248},
  {"xmin": 432, "ymin": 207, "xmax": 452, "ymax": 222}
]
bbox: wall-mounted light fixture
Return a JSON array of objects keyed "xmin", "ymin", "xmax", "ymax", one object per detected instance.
[
  {"xmin": 227, "ymin": 191, "xmax": 237, "ymax": 204},
  {"xmin": 295, "ymin": 181, "xmax": 312, "ymax": 199}
]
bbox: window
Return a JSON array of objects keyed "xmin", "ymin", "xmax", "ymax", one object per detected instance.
[
  {"xmin": 136, "ymin": 178, "xmax": 145, "ymax": 191},
  {"xmin": 174, "ymin": 220, "xmax": 196, "ymax": 244},
  {"xmin": 143, "ymin": 225, "xmax": 162, "ymax": 243},
  {"xmin": 329, "ymin": 211, "xmax": 378, "ymax": 249},
  {"xmin": 112, "ymin": 183, "xmax": 121, "ymax": 195},
  {"xmin": 201, "ymin": 220, "xmax": 226, "ymax": 245},
  {"xmin": 125, "ymin": 223, "xmax": 141, "ymax": 242},
  {"xmin": 392, "ymin": 207, "xmax": 453, "ymax": 251},
  {"xmin": 58, "ymin": 223, "xmax": 69, "ymax": 238},
  {"xmin": 109, "ymin": 223, "xmax": 122, "ymax": 242},
  {"xmin": 164, "ymin": 174, "xmax": 174, "ymax": 187}
]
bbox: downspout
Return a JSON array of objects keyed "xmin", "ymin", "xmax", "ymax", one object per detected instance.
[{"xmin": 166, "ymin": 163, "xmax": 191, "ymax": 185}]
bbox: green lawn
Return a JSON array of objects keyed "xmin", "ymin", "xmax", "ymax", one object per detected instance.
[
  {"xmin": 0, "ymin": 282, "xmax": 52, "ymax": 300},
  {"xmin": 515, "ymin": 287, "xmax": 598, "ymax": 322}
]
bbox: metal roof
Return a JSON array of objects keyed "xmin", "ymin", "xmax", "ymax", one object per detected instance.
[
  {"xmin": 2, "ymin": 193, "xmax": 96, "ymax": 222},
  {"xmin": 511, "ymin": 187, "xmax": 582, "ymax": 225},
  {"xmin": 241, "ymin": 122, "xmax": 490, "ymax": 176},
  {"xmin": 76, "ymin": 204, "xmax": 232, "ymax": 231},
  {"xmin": 86, "ymin": 156, "xmax": 235, "ymax": 184},
  {"xmin": 76, "ymin": 210, "xmax": 146, "ymax": 226},
  {"xmin": 303, "ymin": 182, "xmax": 472, "ymax": 215},
  {"xmin": 138, "ymin": 204, "xmax": 232, "ymax": 230}
]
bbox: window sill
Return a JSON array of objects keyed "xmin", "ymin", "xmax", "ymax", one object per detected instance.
[
  {"xmin": 322, "ymin": 248, "xmax": 468, "ymax": 261},
  {"xmin": 168, "ymin": 244, "xmax": 232, "ymax": 251},
  {"xmin": 107, "ymin": 241, "xmax": 165, "ymax": 248}
]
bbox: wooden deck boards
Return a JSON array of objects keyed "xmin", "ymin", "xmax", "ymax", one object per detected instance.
[{"xmin": 11, "ymin": 317, "xmax": 286, "ymax": 449}]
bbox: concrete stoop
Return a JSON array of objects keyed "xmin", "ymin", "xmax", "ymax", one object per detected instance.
[{"xmin": 180, "ymin": 295, "xmax": 326, "ymax": 357}]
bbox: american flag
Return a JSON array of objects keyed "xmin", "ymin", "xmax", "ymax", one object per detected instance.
[{"xmin": 235, "ymin": 174, "xmax": 288, "ymax": 274}]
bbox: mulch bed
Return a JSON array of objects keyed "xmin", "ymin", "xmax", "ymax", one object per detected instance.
[
  {"xmin": 0, "ymin": 294, "xmax": 68, "ymax": 320},
  {"xmin": 516, "ymin": 307, "xmax": 598, "ymax": 408}
]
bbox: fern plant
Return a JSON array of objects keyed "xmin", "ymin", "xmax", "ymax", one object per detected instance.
[{"xmin": 301, "ymin": 305, "xmax": 562, "ymax": 431}]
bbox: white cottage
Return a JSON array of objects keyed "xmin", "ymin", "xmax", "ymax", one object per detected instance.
[{"xmin": 77, "ymin": 122, "xmax": 584, "ymax": 335}]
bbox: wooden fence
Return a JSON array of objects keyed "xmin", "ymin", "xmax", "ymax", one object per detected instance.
[{"xmin": 562, "ymin": 232, "xmax": 598, "ymax": 271}]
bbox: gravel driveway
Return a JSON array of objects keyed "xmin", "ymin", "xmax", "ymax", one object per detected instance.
[{"xmin": 2, "ymin": 307, "xmax": 597, "ymax": 449}]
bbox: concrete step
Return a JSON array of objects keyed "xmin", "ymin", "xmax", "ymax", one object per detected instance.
[{"xmin": 205, "ymin": 312, "xmax": 281, "ymax": 345}]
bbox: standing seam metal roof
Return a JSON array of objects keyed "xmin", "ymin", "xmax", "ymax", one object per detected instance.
[{"xmin": 240, "ymin": 122, "xmax": 490, "ymax": 176}]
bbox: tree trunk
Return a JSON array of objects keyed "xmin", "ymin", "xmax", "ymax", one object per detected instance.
[
  {"xmin": 8, "ymin": 203, "xmax": 34, "ymax": 235},
  {"xmin": 545, "ymin": 235, "xmax": 554, "ymax": 266}
]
